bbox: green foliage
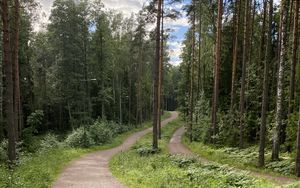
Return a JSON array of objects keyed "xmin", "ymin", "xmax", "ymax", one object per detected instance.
[
  {"xmin": 0, "ymin": 139, "xmax": 8, "ymax": 162},
  {"xmin": 265, "ymin": 160, "xmax": 295, "ymax": 176},
  {"xmin": 110, "ymin": 119, "xmax": 272, "ymax": 188},
  {"xmin": 89, "ymin": 121, "xmax": 113, "ymax": 145},
  {"xmin": 135, "ymin": 146, "xmax": 161, "ymax": 156},
  {"xmin": 26, "ymin": 110, "xmax": 44, "ymax": 132},
  {"xmin": 65, "ymin": 127, "xmax": 95, "ymax": 148},
  {"xmin": 183, "ymin": 138, "xmax": 297, "ymax": 177},
  {"xmin": 169, "ymin": 155, "xmax": 197, "ymax": 168},
  {"xmin": 39, "ymin": 133, "xmax": 61, "ymax": 152}
]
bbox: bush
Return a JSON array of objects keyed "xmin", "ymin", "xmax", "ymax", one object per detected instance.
[
  {"xmin": 39, "ymin": 133, "xmax": 61, "ymax": 152},
  {"xmin": 88, "ymin": 121, "xmax": 113, "ymax": 144},
  {"xmin": 135, "ymin": 146, "xmax": 161, "ymax": 156},
  {"xmin": 0, "ymin": 140, "xmax": 8, "ymax": 162},
  {"xmin": 65, "ymin": 127, "xmax": 94, "ymax": 148},
  {"xmin": 169, "ymin": 155, "xmax": 197, "ymax": 168}
]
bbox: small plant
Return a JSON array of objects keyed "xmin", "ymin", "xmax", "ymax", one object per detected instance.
[
  {"xmin": 169, "ymin": 155, "xmax": 197, "ymax": 168},
  {"xmin": 88, "ymin": 121, "xmax": 113, "ymax": 144},
  {"xmin": 65, "ymin": 127, "xmax": 94, "ymax": 148},
  {"xmin": 136, "ymin": 146, "xmax": 161, "ymax": 156},
  {"xmin": 0, "ymin": 140, "xmax": 8, "ymax": 162},
  {"xmin": 39, "ymin": 133, "xmax": 61, "ymax": 152}
]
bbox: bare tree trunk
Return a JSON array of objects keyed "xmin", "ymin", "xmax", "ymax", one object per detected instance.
[
  {"xmin": 296, "ymin": 105, "xmax": 300, "ymax": 176},
  {"xmin": 211, "ymin": 0, "xmax": 223, "ymax": 142},
  {"xmin": 239, "ymin": 0, "xmax": 251, "ymax": 148},
  {"xmin": 288, "ymin": 0, "xmax": 299, "ymax": 114},
  {"xmin": 136, "ymin": 30, "xmax": 143, "ymax": 125},
  {"xmin": 188, "ymin": 1, "xmax": 196, "ymax": 142},
  {"xmin": 272, "ymin": 0, "xmax": 289, "ymax": 161},
  {"xmin": 153, "ymin": 0, "xmax": 162, "ymax": 150},
  {"xmin": 12, "ymin": 0, "xmax": 21, "ymax": 139},
  {"xmin": 1, "ymin": 0, "xmax": 16, "ymax": 164},
  {"xmin": 258, "ymin": 0, "xmax": 267, "ymax": 67},
  {"xmin": 158, "ymin": 0, "xmax": 164, "ymax": 139},
  {"xmin": 230, "ymin": 0, "xmax": 241, "ymax": 111},
  {"xmin": 259, "ymin": 0, "xmax": 273, "ymax": 167}
]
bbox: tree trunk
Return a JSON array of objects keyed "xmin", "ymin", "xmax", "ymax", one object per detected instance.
[
  {"xmin": 188, "ymin": 0, "xmax": 196, "ymax": 142},
  {"xmin": 230, "ymin": 0, "xmax": 241, "ymax": 111},
  {"xmin": 1, "ymin": 0, "xmax": 16, "ymax": 164},
  {"xmin": 288, "ymin": 0, "xmax": 299, "ymax": 114},
  {"xmin": 153, "ymin": 0, "xmax": 162, "ymax": 150},
  {"xmin": 259, "ymin": 0, "xmax": 273, "ymax": 167},
  {"xmin": 210, "ymin": 0, "xmax": 223, "ymax": 142},
  {"xmin": 272, "ymin": 0, "xmax": 289, "ymax": 161},
  {"xmin": 239, "ymin": 0, "xmax": 251, "ymax": 148},
  {"xmin": 296, "ymin": 105, "xmax": 300, "ymax": 176},
  {"xmin": 158, "ymin": 0, "xmax": 164, "ymax": 139},
  {"xmin": 12, "ymin": 0, "xmax": 21, "ymax": 139}
]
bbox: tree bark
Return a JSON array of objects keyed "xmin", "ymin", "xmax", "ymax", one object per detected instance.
[
  {"xmin": 188, "ymin": 0, "xmax": 196, "ymax": 142},
  {"xmin": 153, "ymin": 0, "xmax": 162, "ymax": 150},
  {"xmin": 12, "ymin": 0, "xmax": 21, "ymax": 139},
  {"xmin": 239, "ymin": 0, "xmax": 251, "ymax": 148},
  {"xmin": 272, "ymin": 0, "xmax": 289, "ymax": 161},
  {"xmin": 210, "ymin": 0, "xmax": 223, "ymax": 142},
  {"xmin": 296, "ymin": 105, "xmax": 300, "ymax": 176},
  {"xmin": 1, "ymin": 0, "xmax": 16, "ymax": 163},
  {"xmin": 158, "ymin": 0, "xmax": 164, "ymax": 139},
  {"xmin": 288, "ymin": 0, "xmax": 299, "ymax": 114},
  {"xmin": 259, "ymin": 0, "xmax": 273, "ymax": 167},
  {"xmin": 230, "ymin": 0, "xmax": 241, "ymax": 111}
]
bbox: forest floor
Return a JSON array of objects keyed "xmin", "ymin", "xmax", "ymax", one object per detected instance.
[
  {"xmin": 52, "ymin": 111, "xmax": 179, "ymax": 188},
  {"xmin": 171, "ymin": 126, "xmax": 300, "ymax": 186}
]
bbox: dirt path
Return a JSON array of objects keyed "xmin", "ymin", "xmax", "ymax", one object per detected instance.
[
  {"xmin": 169, "ymin": 126, "xmax": 299, "ymax": 186},
  {"xmin": 52, "ymin": 111, "xmax": 178, "ymax": 188}
]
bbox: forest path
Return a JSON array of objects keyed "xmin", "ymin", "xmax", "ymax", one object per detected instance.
[
  {"xmin": 52, "ymin": 111, "xmax": 178, "ymax": 188},
  {"xmin": 168, "ymin": 126, "xmax": 299, "ymax": 186}
]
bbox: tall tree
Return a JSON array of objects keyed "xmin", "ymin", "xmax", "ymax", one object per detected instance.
[
  {"xmin": 296, "ymin": 105, "xmax": 300, "ymax": 176},
  {"xmin": 230, "ymin": 0, "xmax": 241, "ymax": 111},
  {"xmin": 211, "ymin": 0, "xmax": 223, "ymax": 142},
  {"xmin": 259, "ymin": 0, "xmax": 273, "ymax": 167},
  {"xmin": 272, "ymin": 0, "xmax": 290, "ymax": 161},
  {"xmin": 12, "ymin": 0, "xmax": 21, "ymax": 138},
  {"xmin": 153, "ymin": 0, "xmax": 162, "ymax": 149},
  {"xmin": 288, "ymin": 0, "xmax": 299, "ymax": 114},
  {"xmin": 158, "ymin": 0, "xmax": 164, "ymax": 139},
  {"xmin": 1, "ymin": 0, "xmax": 16, "ymax": 163},
  {"xmin": 239, "ymin": 0, "xmax": 251, "ymax": 147},
  {"xmin": 188, "ymin": 0, "xmax": 196, "ymax": 142}
]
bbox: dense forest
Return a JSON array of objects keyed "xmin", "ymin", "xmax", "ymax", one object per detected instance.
[{"xmin": 1, "ymin": 0, "xmax": 300, "ymax": 187}]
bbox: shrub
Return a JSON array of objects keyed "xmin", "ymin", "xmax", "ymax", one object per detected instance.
[
  {"xmin": 39, "ymin": 133, "xmax": 61, "ymax": 152},
  {"xmin": 135, "ymin": 146, "xmax": 161, "ymax": 156},
  {"xmin": 65, "ymin": 127, "xmax": 94, "ymax": 148},
  {"xmin": 26, "ymin": 110, "xmax": 44, "ymax": 132},
  {"xmin": 0, "ymin": 140, "xmax": 8, "ymax": 162},
  {"xmin": 88, "ymin": 121, "xmax": 113, "ymax": 144},
  {"xmin": 169, "ymin": 155, "xmax": 197, "ymax": 168}
]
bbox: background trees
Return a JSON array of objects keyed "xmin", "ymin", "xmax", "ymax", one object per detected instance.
[
  {"xmin": 178, "ymin": 0, "xmax": 300, "ymax": 176},
  {"xmin": 0, "ymin": 0, "xmax": 179, "ymax": 165}
]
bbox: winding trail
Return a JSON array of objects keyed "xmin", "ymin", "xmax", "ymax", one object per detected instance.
[
  {"xmin": 169, "ymin": 126, "xmax": 299, "ymax": 186},
  {"xmin": 53, "ymin": 111, "xmax": 178, "ymax": 188}
]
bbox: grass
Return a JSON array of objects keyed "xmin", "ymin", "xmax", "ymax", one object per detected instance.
[
  {"xmin": 110, "ymin": 119, "xmax": 274, "ymax": 188},
  {"xmin": 182, "ymin": 136, "xmax": 298, "ymax": 179},
  {"xmin": 0, "ymin": 112, "xmax": 171, "ymax": 188}
]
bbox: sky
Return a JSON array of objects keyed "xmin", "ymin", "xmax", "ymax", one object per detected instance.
[
  {"xmin": 35, "ymin": 0, "xmax": 280, "ymax": 66},
  {"xmin": 35, "ymin": 0, "xmax": 189, "ymax": 66}
]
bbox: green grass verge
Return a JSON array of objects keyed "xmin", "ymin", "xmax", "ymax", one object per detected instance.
[
  {"xmin": 182, "ymin": 136, "xmax": 299, "ymax": 179},
  {"xmin": 0, "ymin": 112, "xmax": 171, "ymax": 188},
  {"xmin": 110, "ymin": 119, "xmax": 274, "ymax": 188}
]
